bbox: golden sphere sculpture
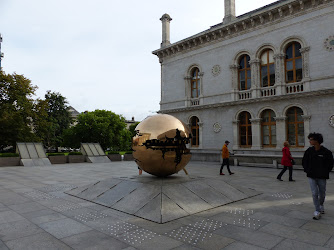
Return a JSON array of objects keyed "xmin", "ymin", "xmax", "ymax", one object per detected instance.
[{"xmin": 132, "ymin": 114, "xmax": 192, "ymax": 177}]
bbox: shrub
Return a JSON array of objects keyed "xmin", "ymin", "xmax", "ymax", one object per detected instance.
[
  {"xmin": 68, "ymin": 152, "xmax": 82, "ymax": 155},
  {"xmin": 124, "ymin": 151, "xmax": 133, "ymax": 154},
  {"xmin": 47, "ymin": 153, "xmax": 65, "ymax": 156},
  {"xmin": 0, "ymin": 153, "xmax": 19, "ymax": 157},
  {"xmin": 108, "ymin": 151, "xmax": 119, "ymax": 155}
]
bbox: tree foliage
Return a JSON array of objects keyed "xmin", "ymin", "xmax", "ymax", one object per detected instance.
[
  {"xmin": 0, "ymin": 71, "xmax": 37, "ymax": 150},
  {"xmin": 34, "ymin": 91, "xmax": 71, "ymax": 149},
  {"xmin": 62, "ymin": 110, "xmax": 131, "ymax": 150},
  {"xmin": 128, "ymin": 122, "xmax": 140, "ymax": 138}
]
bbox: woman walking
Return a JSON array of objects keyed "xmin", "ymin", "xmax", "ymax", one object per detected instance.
[{"xmin": 277, "ymin": 141, "xmax": 295, "ymax": 181}]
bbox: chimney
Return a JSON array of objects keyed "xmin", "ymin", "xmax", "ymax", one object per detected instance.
[
  {"xmin": 160, "ymin": 14, "xmax": 172, "ymax": 48},
  {"xmin": 223, "ymin": 0, "xmax": 236, "ymax": 24}
]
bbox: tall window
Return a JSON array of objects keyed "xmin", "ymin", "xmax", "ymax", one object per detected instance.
[
  {"xmin": 238, "ymin": 55, "xmax": 251, "ymax": 91},
  {"xmin": 261, "ymin": 50, "xmax": 275, "ymax": 87},
  {"xmin": 285, "ymin": 42, "xmax": 302, "ymax": 83},
  {"xmin": 190, "ymin": 116, "xmax": 199, "ymax": 146},
  {"xmin": 261, "ymin": 110, "xmax": 276, "ymax": 147},
  {"xmin": 239, "ymin": 111, "xmax": 252, "ymax": 146},
  {"xmin": 191, "ymin": 68, "xmax": 200, "ymax": 98},
  {"xmin": 286, "ymin": 107, "xmax": 304, "ymax": 147}
]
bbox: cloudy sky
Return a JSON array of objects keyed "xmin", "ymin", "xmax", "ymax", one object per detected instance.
[{"xmin": 0, "ymin": 0, "xmax": 277, "ymax": 121}]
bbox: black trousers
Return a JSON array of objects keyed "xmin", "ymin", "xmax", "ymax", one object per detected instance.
[
  {"xmin": 277, "ymin": 166, "xmax": 293, "ymax": 180},
  {"xmin": 220, "ymin": 158, "xmax": 232, "ymax": 174}
]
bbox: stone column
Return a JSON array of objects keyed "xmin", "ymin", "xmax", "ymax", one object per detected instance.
[
  {"xmin": 300, "ymin": 46, "xmax": 311, "ymax": 91},
  {"xmin": 273, "ymin": 53, "xmax": 285, "ymax": 95},
  {"xmin": 229, "ymin": 64, "xmax": 239, "ymax": 101},
  {"xmin": 302, "ymin": 115, "xmax": 311, "ymax": 149},
  {"xmin": 184, "ymin": 76, "xmax": 192, "ymax": 107},
  {"xmin": 198, "ymin": 122, "xmax": 204, "ymax": 149},
  {"xmin": 250, "ymin": 59, "xmax": 261, "ymax": 98},
  {"xmin": 250, "ymin": 118, "xmax": 262, "ymax": 150},
  {"xmin": 274, "ymin": 116, "xmax": 287, "ymax": 149},
  {"xmin": 223, "ymin": 0, "xmax": 236, "ymax": 23},
  {"xmin": 160, "ymin": 14, "xmax": 172, "ymax": 48},
  {"xmin": 232, "ymin": 120, "xmax": 239, "ymax": 150}
]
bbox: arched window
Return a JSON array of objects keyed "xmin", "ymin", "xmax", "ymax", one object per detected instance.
[
  {"xmin": 238, "ymin": 55, "xmax": 251, "ymax": 91},
  {"xmin": 190, "ymin": 116, "xmax": 199, "ymax": 146},
  {"xmin": 285, "ymin": 42, "xmax": 302, "ymax": 83},
  {"xmin": 191, "ymin": 68, "xmax": 200, "ymax": 98},
  {"xmin": 239, "ymin": 111, "xmax": 252, "ymax": 146},
  {"xmin": 260, "ymin": 50, "xmax": 275, "ymax": 87},
  {"xmin": 286, "ymin": 107, "xmax": 304, "ymax": 147},
  {"xmin": 261, "ymin": 109, "xmax": 276, "ymax": 147}
]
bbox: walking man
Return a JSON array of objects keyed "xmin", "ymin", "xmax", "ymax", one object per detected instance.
[
  {"xmin": 302, "ymin": 133, "xmax": 333, "ymax": 220},
  {"xmin": 220, "ymin": 140, "xmax": 234, "ymax": 175}
]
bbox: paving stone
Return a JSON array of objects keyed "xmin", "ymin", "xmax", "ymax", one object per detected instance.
[
  {"xmin": 272, "ymin": 239, "xmax": 329, "ymax": 250},
  {"xmin": 0, "ymin": 210, "xmax": 25, "ymax": 224},
  {"xmin": 259, "ymin": 222, "xmax": 331, "ymax": 246},
  {"xmin": 325, "ymin": 236, "xmax": 334, "ymax": 248},
  {"xmin": 301, "ymin": 221, "xmax": 334, "ymax": 235},
  {"xmin": 4, "ymin": 232, "xmax": 71, "ymax": 250},
  {"xmin": 0, "ymin": 219, "xmax": 44, "ymax": 241},
  {"xmin": 29, "ymin": 212, "xmax": 67, "ymax": 225},
  {"xmin": 214, "ymin": 224, "xmax": 283, "ymax": 249},
  {"xmin": 223, "ymin": 241, "xmax": 267, "ymax": 250},
  {"xmin": 0, "ymin": 239, "xmax": 9, "ymax": 250},
  {"xmin": 8, "ymin": 201, "xmax": 47, "ymax": 214},
  {"xmin": 249, "ymin": 211, "xmax": 307, "ymax": 228},
  {"xmin": 39, "ymin": 218, "xmax": 92, "ymax": 239},
  {"xmin": 62, "ymin": 230, "xmax": 128, "ymax": 250}
]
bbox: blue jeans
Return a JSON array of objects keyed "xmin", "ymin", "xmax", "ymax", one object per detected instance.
[{"xmin": 308, "ymin": 178, "xmax": 326, "ymax": 212}]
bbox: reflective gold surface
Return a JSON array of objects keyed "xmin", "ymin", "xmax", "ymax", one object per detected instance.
[{"xmin": 132, "ymin": 114, "xmax": 192, "ymax": 177}]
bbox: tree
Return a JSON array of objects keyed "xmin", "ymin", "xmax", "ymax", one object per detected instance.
[
  {"xmin": 62, "ymin": 110, "xmax": 130, "ymax": 150},
  {"xmin": 36, "ymin": 91, "xmax": 71, "ymax": 149},
  {"xmin": 128, "ymin": 122, "xmax": 140, "ymax": 138},
  {"xmin": 0, "ymin": 71, "xmax": 38, "ymax": 150}
]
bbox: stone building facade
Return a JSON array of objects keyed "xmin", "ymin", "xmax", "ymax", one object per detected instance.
[{"xmin": 153, "ymin": 0, "xmax": 334, "ymax": 161}]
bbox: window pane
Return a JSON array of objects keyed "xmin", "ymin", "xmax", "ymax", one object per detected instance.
[
  {"xmin": 197, "ymin": 87, "xmax": 200, "ymax": 96},
  {"xmin": 298, "ymin": 135, "xmax": 304, "ymax": 146},
  {"xmin": 240, "ymin": 71, "xmax": 245, "ymax": 81},
  {"xmin": 263, "ymin": 135, "xmax": 269, "ymax": 145},
  {"xmin": 240, "ymin": 126, "xmax": 246, "ymax": 136},
  {"xmin": 272, "ymin": 125, "xmax": 276, "ymax": 135},
  {"xmin": 298, "ymin": 123, "xmax": 304, "ymax": 132},
  {"xmin": 261, "ymin": 52, "xmax": 268, "ymax": 64},
  {"xmin": 286, "ymin": 61, "xmax": 293, "ymax": 70},
  {"xmin": 287, "ymin": 71, "xmax": 293, "ymax": 82},
  {"xmin": 192, "ymin": 89, "xmax": 197, "ymax": 97},
  {"xmin": 288, "ymin": 124, "xmax": 296, "ymax": 134},
  {"xmin": 295, "ymin": 43, "xmax": 302, "ymax": 57},
  {"xmin": 192, "ymin": 82, "xmax": 197, "ymax": 89},
  {"xmin": 270, "ymin": 73, "xmax": 275, "ymax": 85},
  {"xmin": 286, "ymin": 45, "xmax": 293, "ymax": 59},
  {"xmin": 268, "ymin": 50, "xmax": 274, "ymax": 63},
  {"xmin": 240, "ymin": 81, "xmax": 246, "ymax": 90},
  {"xmin": 263, "ymin": 125, "xmax": 269, "ymax": 136},
  {"xmin": 240, "ymin": 136, "xmax": 246, "ymax": 145},
  {"xmin": 246, "ymin": 55, "xmax": 250, "ymax": 68},
  {"xmin": 295, "ymin": 58, "xmax": 302, "ymax": 69},
  {"xmin": 247, "ymin": 79, "xmax": 251, "ymax": 90},
  {"xmin": 247, "ymin": 70, "xmax": 251, "ymax": 78},
  {"xmin": 272, "ymin": 135, "xmax": 277, "ymax": 145},
  {"xmin": 261, "ymin": 66, "xmax": 268, "ymax": 87},
  {"xmin": 296, "ymin": 69, "xmax": 302, "ymax": 81},
  {"xmin": 239, "ymin": 113, "xmax": 245, "ymax": 123},
  {"xmin": 239, "ymin": 57, "xmax": 245, "ymax": 69}
]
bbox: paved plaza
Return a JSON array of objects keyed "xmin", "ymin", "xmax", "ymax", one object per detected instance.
[{"xmin": 0, "ymin": 161, "xmax": 333, "ymax": 249}]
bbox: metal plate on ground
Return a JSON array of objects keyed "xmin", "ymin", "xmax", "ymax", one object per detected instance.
[{"xmin": 66, "ymin": 176, "xmax": 261, "ymax": 224}]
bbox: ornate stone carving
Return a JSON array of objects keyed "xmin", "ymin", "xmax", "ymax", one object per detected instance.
[
  {"xmin": 226, "ymin": 27, "xmax": 231, "ymax": 35},
  {"xmin": 288, "ymin": 4, "xmax": 294, "ymax": 14},
  {"xmin": 274, "ymin": 116, "xmax": 287, "ymax": 122},
  {"xmin": 299, "ymin": 0, "xmax": 304, "ymax": 10},
  {"xmin": 250, "ymin": 118, "xmax": 262, "ymax": 124},
  {"xmin": 212, "ymin": 65, "xmax": 221, "ymax": 76},
  {"xmin": 250, "ymin": 18, "xmax": 255, "ymax": 27},
  {"xmin": 234, "ymin": 24, "xmax": 238, "ymax": 32},
  {"xmin": 213, "ymin": 122, "xmax": 222, "ymax": 133},
  {"xmin": 242, "ymin": 21, "xmax": 246, "ymax": 30},
  {"xmin": 302, "ymin": 115, "xmax": 311, "ymax": 121},
  {"xmin": 278, "ymin": 8, "xmax": 283, "ymax": 17},
  {"xmin": 329, "ymin": 114, "xmax": 334, "ymax": 128},
  {"xmin": 259, "ymin": 15, "xmax": 264, "ymax": 24},
  {"xmin": 324, "ymin": 36, "xmax": 334, "ymax": 52},
  {"xmin": 300, "ymin": 46, "xmax": 310, "ymax": 78}
]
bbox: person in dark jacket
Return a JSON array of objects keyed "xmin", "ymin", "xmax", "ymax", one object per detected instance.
[
  {"xmin": 277, "ymin": 141, "xmax": 295, "ymax": 181},
  {"xmin": 302, "ymin": 133, "xmax": 334, "ymax": 220}
]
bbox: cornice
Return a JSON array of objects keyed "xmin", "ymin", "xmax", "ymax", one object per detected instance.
[
  {"xmin": 152, "ymin": 0, "xmax": 333, "ymax": 61},
  {"xmin": 158, "ymin": 89, "xmax": 334, "ymax": 114}
]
